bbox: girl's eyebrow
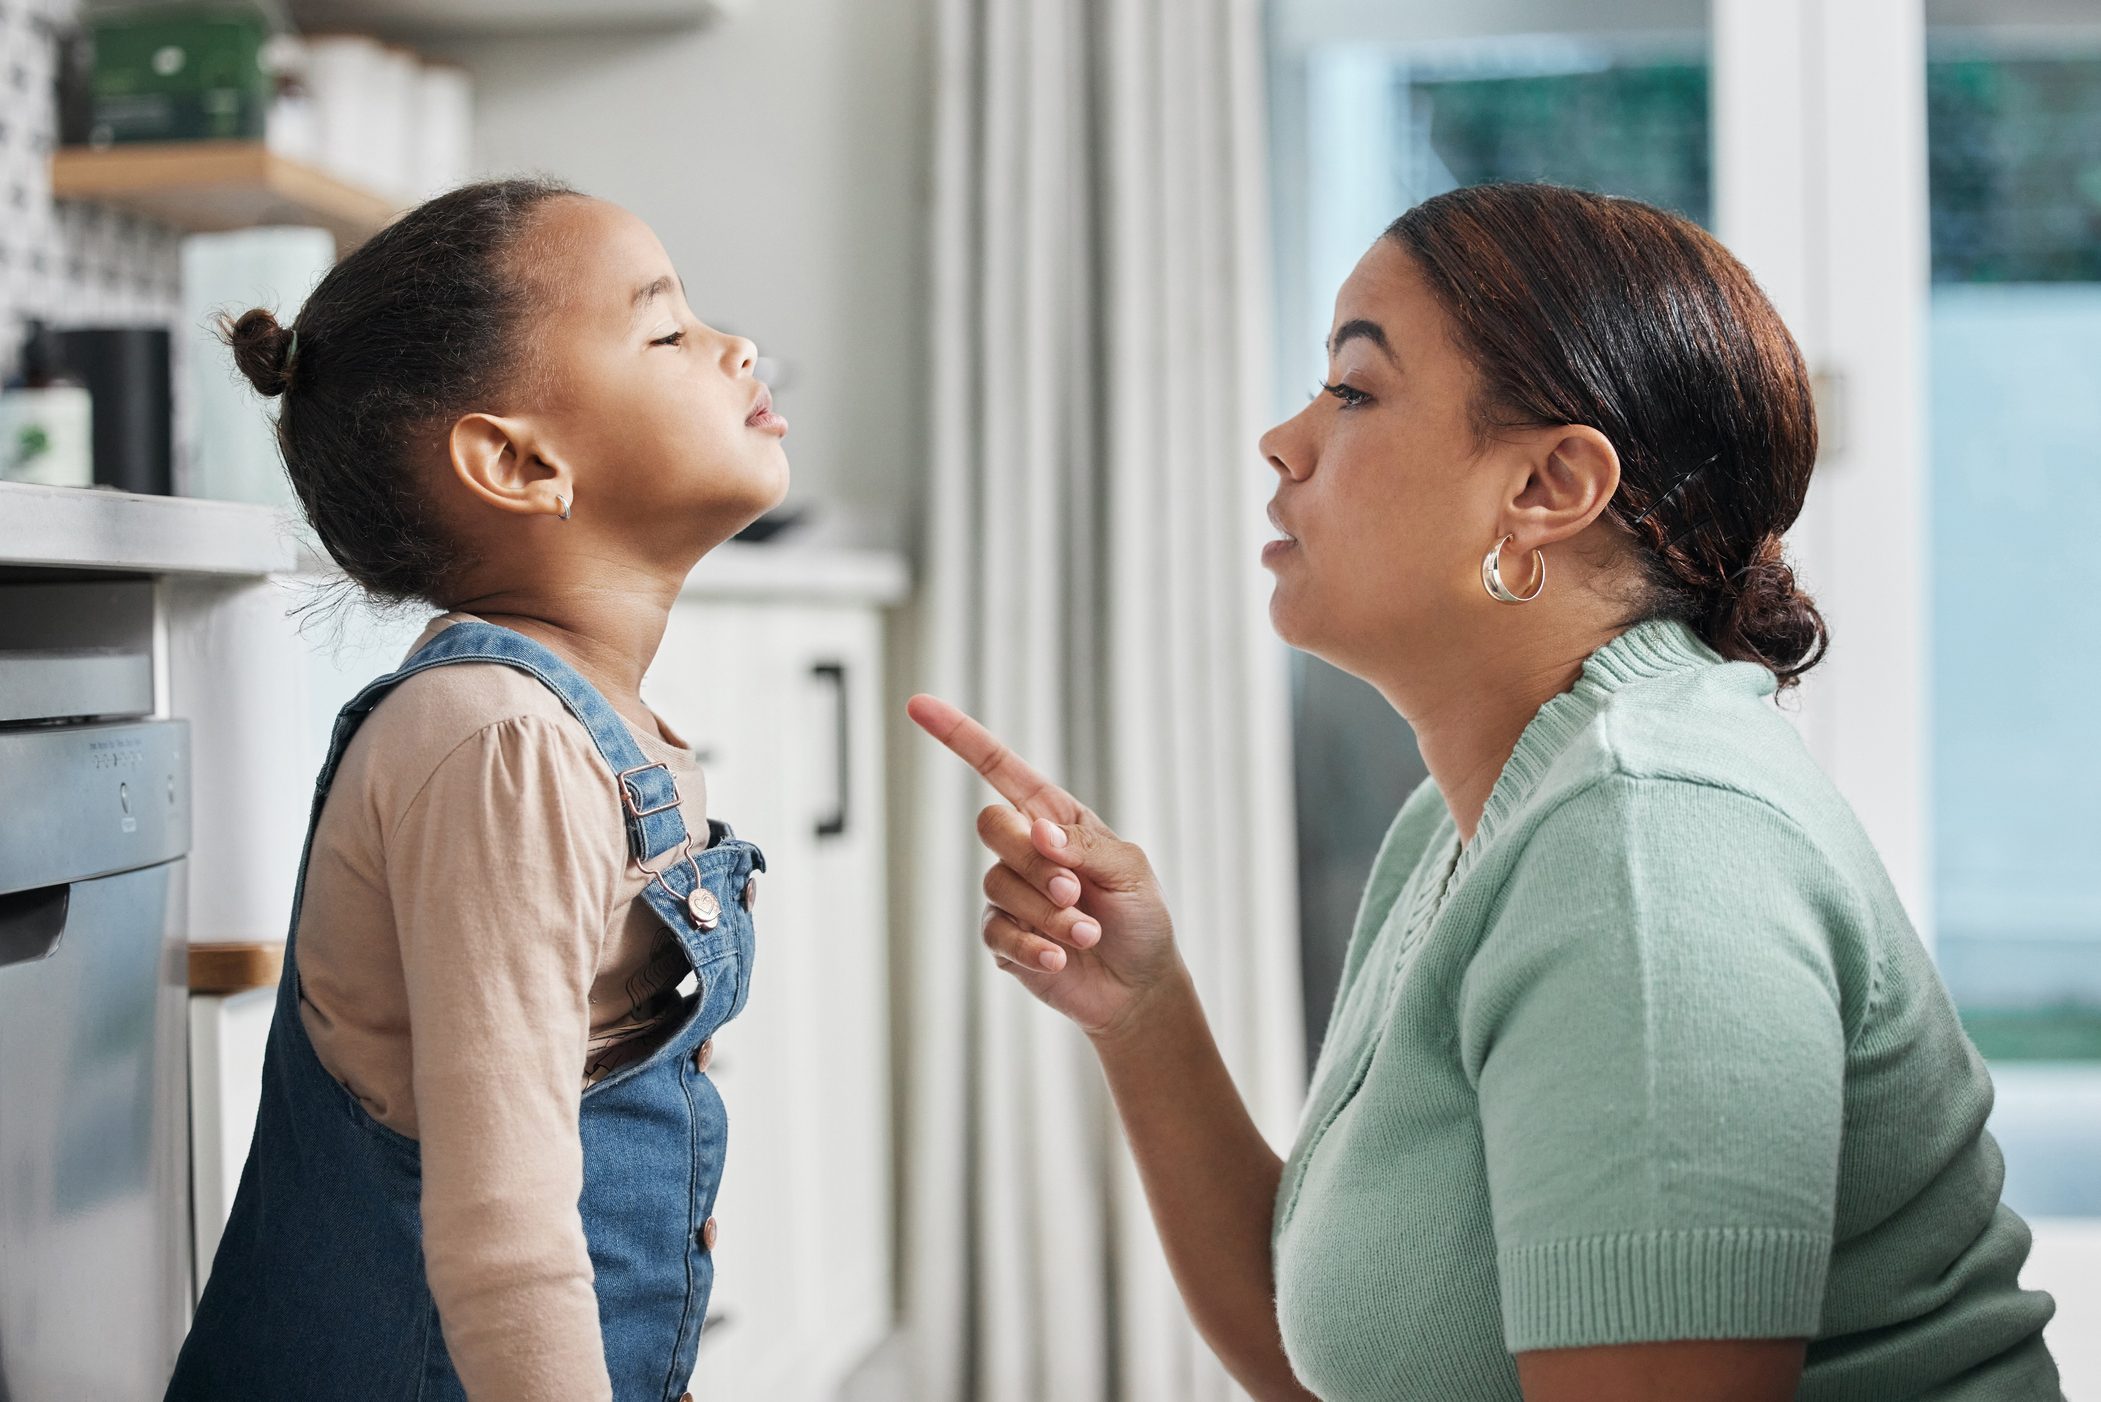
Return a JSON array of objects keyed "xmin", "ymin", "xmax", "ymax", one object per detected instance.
[{"xmin": 631, "ymin": 274, "xmax": 684, "ymax": 310}]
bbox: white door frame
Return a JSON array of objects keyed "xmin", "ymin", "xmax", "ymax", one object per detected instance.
[{"xmin": 1712, "ymin": 0, "xmax": 1933, "ymax": 936}]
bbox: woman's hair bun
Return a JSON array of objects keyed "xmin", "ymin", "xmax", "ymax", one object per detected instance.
[
  {"xmin": 220, "ymin": 306, "xmax": 296, "ymax": 398},
  {"xmin": 1708, "ymin": 534, "xmax": 1829, "ymax": 686}
]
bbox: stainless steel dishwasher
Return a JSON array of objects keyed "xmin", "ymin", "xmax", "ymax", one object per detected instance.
[{"xmin": 0, "ymin": 578, "xmax": 191, "ymax": 1400}]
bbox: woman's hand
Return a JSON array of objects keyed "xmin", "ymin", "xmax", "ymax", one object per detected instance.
[
  {"xmin": 910, "ymin": 694, "xmax": 1313, "ymax": 1399},
  {"xmin": 907, "ymin": 695, "xmax": 1184, "ymax": 1040}
]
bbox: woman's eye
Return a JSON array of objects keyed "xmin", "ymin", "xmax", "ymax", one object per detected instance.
[
  {"xmin": 652, "ymin": 330, "xmax": 686, "ymax": 347},
  {"xmin": 1320, "ymin": 380, "xmax": 1370, "ymax": 408}
]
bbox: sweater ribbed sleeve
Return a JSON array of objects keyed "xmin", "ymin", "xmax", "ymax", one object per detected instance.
[{"xmin": 1456, "ymin": 773, "xmax": 1851, "ymax": 1351}]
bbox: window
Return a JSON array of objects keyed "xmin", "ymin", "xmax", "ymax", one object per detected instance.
[
  {"xmin": 1925, "ymin": 30, "xmax": 2101, "ymax": 1218},
  {"xmin": 1267, "ymin": 7, "xmax": 1711, "ymax": 1064}
]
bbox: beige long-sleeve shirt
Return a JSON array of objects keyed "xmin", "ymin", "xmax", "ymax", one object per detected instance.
[{"xmin": 294, "ymin": 613, "xmax": 706, "ymax": 1402}]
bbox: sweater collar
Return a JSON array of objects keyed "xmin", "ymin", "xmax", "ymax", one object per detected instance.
[{"xmin": 1459, "ymin": 617, "xmax": 1731, "ymax": 870}]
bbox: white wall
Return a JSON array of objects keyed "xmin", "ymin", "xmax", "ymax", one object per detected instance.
[{"xmin": 436, "ymin": 0, "xmax": 935, "ymax": 550}]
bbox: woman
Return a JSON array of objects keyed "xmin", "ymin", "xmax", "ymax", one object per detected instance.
[{"xmin": 908, "ymin": 184, "xmax": 2061, "ymax": 1400}]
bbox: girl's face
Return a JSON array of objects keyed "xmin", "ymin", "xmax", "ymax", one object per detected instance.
[
  {"xmin": 1256, "ymin": 239, "xmax": 1521, "ymax": 677},
  {"xmin": 512, "ymin": 197, "xmax": 790, "ymax": 551}
]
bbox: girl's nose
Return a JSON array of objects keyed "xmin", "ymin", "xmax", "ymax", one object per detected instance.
[{"xmin": 725, "ymin": 334, "xmax": 758, "ymax": 375}]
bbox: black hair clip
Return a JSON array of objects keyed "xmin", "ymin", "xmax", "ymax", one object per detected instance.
[{"xmin": 1629, "ymin": 452, "xmax": 1720, "ymax": 530}]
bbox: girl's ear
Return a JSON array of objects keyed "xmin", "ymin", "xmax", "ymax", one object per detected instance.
[
  {"xmin": 448, "ymin": 412, "xmax": 571, "ymax": 519},
  {"xmin": 1503, "ymin": 424, "xmax": 1621, "ymax": 551}
]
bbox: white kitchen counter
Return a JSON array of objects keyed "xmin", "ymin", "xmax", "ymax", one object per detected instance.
[
  {"xmin": 282, "ymin": 535, "xmax": 914, "ymax": 607},
  {"xmin": 0, "ymin": 482, "xmax": 298, "ymax": 577},
  {"xmin": 0, "ymin": 483, "xmax": 910, "ymax": 601},
  {"xmin": 681, "ymin": 538, "xmax": 910, "ymax": 606}
]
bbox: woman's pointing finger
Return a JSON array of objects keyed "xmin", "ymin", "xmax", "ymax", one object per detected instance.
[{"xmin": 907, "ymin": 694, "xmax": 1085, "ymax": 823}]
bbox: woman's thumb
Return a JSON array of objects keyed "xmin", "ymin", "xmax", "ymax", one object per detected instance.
[
  {"xmin": 1032, "ymin": 816, "xmax": 1137, "ymax": 886},
  {"xmin": 1033, "ymin": 817, "xmax": 1079, "ymax": 852}
]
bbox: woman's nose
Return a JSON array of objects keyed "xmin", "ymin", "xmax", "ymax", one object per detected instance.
[
  {"xmin": 725, "ymin": 334, "xmax": 758, "ymax": 375},
  {"xmin": 1259, "ymin": 411, "xmax": 1312, "ymax": 482}
]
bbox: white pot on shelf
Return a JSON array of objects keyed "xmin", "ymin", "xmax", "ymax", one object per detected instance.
[
  {"xmin": 412, "ymin": 61, "xmax": 474, "ymax": 201},
  {"xmin": 305, "ymin": 34, "xmax": 389, "ymax": 195}
]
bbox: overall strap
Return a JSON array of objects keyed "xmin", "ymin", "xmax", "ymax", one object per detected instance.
[
  {"xmin": 285, "ymin": 616, "xmax": 733, "ymax": 972},
  {"xmin": 318, "ymin": 619, "xmax": 693, "ymax": 865}
]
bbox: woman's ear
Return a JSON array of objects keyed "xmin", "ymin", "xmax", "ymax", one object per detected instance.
[
  {"xmin": 1504, "ymin": 425, "xmax": 1621, "ymax": 551},
  {"xmin": 447, "ymin": 412, "xmax": 570, "ymax": 519}
]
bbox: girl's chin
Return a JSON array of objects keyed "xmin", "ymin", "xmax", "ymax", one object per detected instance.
[{"xmin": 761, "ymin": 448, "xmax": 791, "ymax": 501}]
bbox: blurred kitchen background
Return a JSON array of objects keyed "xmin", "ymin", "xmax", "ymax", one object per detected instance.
[{"xmin": 0, "ymin": 0, "xmax": 2093, "ymax": 1399}]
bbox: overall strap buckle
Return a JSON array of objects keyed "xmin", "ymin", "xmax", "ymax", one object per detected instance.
[{"xmin": 617, "ymin": 760, "xmax": 682, "ymax": 818}]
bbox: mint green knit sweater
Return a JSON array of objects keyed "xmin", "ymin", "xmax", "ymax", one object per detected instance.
[{"xmin": 1271, "ymin": 620, "xmax": 2061, "ymax": 1400}]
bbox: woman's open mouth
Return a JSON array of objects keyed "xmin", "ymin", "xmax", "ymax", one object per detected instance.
[
  {"xmin": 1262, "ymin": 502, "xmax": 1298, "ymax": 567},
  {"xmin": 746, "ymin": 386, "xmax": 788, "ymax": 436}
]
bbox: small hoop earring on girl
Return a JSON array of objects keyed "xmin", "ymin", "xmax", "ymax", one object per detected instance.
[
  {"xmin": 1481, "ymin": 534, "xmax": 1545, "ymax": 604},
  {"xmin": 555, "ymin": 493, "xmax": 572, "ymax": 521}
]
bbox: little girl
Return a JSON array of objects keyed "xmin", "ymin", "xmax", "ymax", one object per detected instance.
[{"xmin": 165, "ymin": 179, "xmax": 786, "ymax": 1402}]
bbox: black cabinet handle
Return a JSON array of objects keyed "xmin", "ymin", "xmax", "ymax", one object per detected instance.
[{"xmin": 813, "ymin": 662, "xmax": 848, "ymax": 839}]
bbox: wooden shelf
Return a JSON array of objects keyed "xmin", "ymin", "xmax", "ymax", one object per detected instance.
[
  {"xmin": 288, "ymin": 0, "xmax": 742, "ymax": 38},
  {"xmin": 188, "ymin": 942, "xmax": 286, "ymax": 995},
  {"xmin": 50, "ymin": 142, "xmax": 397, "ymax": 251}
]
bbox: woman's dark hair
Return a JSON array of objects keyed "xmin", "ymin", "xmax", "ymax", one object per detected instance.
[
  {"xmin": 1386, "ymin": 182, "xmax": 1828, "ymax": 685},
  {"xmin": 221, "ymin": 177, "xmax": 576, "ymax": 605}
]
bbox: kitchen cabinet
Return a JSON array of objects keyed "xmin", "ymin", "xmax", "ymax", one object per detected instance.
[
  {"xmin": 174, "ymin": 546, "xmax": 906, "ymax": 1397},
  {"xmin": 3, "ymin": 485, "xmax": 905, "ymax": 1392},
  {"xmin": 186, "ymin": 984, "xmax": 274, "ymax": 1292},
  {"xmin": 643, "ymin": 595, "xmax": 897, "ymax": 1400}
]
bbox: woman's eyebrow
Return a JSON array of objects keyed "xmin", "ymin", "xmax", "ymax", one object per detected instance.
[{"xmin": 1327, "ymin": 318, "xmax": 1395, "ymax": 362}]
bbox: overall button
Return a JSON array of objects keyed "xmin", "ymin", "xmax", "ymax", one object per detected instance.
[
  {"xmin": 697, "ymin": 1217, "xmax": 718, "ymax": 1251},
  {"xmin": 741, "ymin": 875, "xmax": 758, "ymax": 911},
  {"xmin": 693, "ymin": 1037, "xmax": 714, "ymax": 1073},
  {"xmin": 688, "ymin": 886, "xmax": 722, "ymax": 930}
]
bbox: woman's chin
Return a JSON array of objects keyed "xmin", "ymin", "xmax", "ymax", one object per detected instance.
[{"xmin": 1267, "ymin": 583, "xmax": 1312, "ymax": 649}]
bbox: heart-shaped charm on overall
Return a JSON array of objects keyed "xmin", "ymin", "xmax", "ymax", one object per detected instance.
[{"xmin": 688, "ymin": 887, "xmax": 722, "ymax": 930}]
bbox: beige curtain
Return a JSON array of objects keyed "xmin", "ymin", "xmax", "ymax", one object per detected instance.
[{"xmin": 896, "ymin": 0, "xmax": 1303, "ymax": 1398}]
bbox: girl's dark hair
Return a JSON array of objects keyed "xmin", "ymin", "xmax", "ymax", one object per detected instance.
[
  {"xmin": 1387, "ymin": 183, "xmax": 1828, "ymax": 686},
  {"xmin": 221, "ymin": 177, "xmax": 576, "ymax": 605}
]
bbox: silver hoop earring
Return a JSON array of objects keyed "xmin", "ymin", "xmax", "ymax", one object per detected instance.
[
  {"xmin": 1481, "ymin": 534, "xmax": 1545, "ymax": 604},
  {"xmin": 555, "ymin": 494, "xmax": 572, "ymax": 521}
]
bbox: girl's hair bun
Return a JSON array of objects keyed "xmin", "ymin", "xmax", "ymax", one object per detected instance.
[{"xmin": 221, "ymin": 306, "xmax": 296, "ymax": 398}]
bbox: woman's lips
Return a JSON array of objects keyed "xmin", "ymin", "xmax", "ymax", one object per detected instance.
[
  {"xmin": 1262, "ymin": 502, "xmax": 1297, "ymax": 567},
  {"xmin": 746, "ymin": 386, "xmax": 788, "ymax": 436}
]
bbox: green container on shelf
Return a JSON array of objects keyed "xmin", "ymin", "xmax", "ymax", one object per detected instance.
[{"xmin": 88, "ymin": 5, "xmax": 272, "ymax": 145}]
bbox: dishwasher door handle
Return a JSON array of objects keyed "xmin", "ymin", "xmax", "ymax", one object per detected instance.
[{"xmin": 0, "ymin": 883, "xmax": 70, "ymax": 970}]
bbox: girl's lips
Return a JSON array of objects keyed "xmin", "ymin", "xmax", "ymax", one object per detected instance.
[{"xmin": 746, "ymin": 387, "xmax": 788, "ymax": 436}]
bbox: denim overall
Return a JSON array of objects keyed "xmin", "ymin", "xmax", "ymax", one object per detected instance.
[{"xmin": 167, "ymin": 620, "xmax": 763, "ymax": 1402}]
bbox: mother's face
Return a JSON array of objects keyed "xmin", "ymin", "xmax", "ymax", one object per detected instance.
[{"xmin": 1258, "ymin": 239, "xmax": 1515, "ymax": 675}]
